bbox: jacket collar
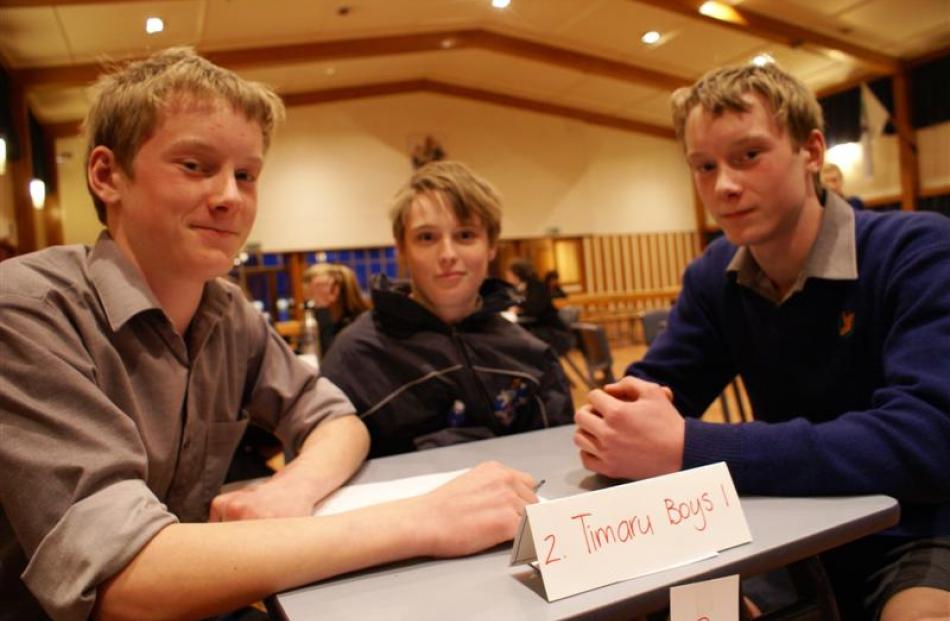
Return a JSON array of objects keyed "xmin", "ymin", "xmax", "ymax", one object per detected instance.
[{"xmin": 370, "ymin": 274, "xmax": 520, "ymax": 335}]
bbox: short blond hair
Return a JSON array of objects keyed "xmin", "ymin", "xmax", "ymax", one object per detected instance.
[
  {"xmin": 83, "ymin": 46, "xmax": 285, "ymax": 223},
  {"xmin": 671, "ymin": 63, "xmax": 824, "ymax": 148},
  {"xmin": 389, "ymin": 160, "xmax": 502, "ymax": 247}
]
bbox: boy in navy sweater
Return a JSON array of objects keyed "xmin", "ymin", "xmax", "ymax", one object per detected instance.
[{"xmin": 573, "ymin": 63, "xmax": 949, "ymax": 619}]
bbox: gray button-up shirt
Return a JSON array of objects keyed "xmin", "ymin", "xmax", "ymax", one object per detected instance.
[{"xmin": 0, "ymin": 233, "xmax": 355, "ymax": 621}]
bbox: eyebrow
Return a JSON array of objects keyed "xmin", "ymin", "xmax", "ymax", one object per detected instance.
[{"xmin": 167, "ymin": 138, "xmax": 263, "ymax": 167}]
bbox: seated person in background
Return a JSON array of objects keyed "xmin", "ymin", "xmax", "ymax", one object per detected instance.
[
  {"xmin": 573, "ymin": 62, "xmax": 950, "ymax": 620},
  {"xmin": 302, "ymin": 262, "xmax": 370, "ymax": 355},
  {"xmin": 506, "ymin": 258, "xmax": 574, "ymax": 355},
  {"xmin": 0, "ymin": 48, "xmax": 539, "ymax": 621},
  {"xmin": 543, "ymin": 269, "xmax": 568, "ymax": 299},
  {"xmin": 321, "ymin": 161, "xmax": 573, "ymax": 457},
  {"xmin": 821, "ymin": 162, "xmax": 866, "ymax": 210}
]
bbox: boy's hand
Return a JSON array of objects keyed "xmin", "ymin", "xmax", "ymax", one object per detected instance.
[
  {"xmin": 573, "ymin": 376, "xmax": 684, "ymax": 480},
  {"xmin": 411, "ymin": 461, "xmax": 537, "ymax": 558}
]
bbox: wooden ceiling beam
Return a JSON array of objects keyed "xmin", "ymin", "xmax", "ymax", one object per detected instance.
[
  {"xmin": 49, "ymin": 78, "xmax": 674, "ymax": 139},
  {"xmin": 631, "ymin": 0, "xmax": 899, "ymax": 75},
  {"xmin": 285, "ymin": 79, "xmax": 676, "ymax": 139},
  {"xmin": 13, "ymin": 28, "xmax": 690, "ymax": 92}
]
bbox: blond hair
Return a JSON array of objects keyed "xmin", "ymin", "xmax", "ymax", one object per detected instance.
[
  {"xmin": 671, "ymin": 63, "xmax": 824, "ymax": 148},
  {"xmin": 83, "ymin": 46, "xmax": 285, "ymax": 224},
  {"xmin": 303, "ymin": 263, "xmax": 370, "ymax": 318},
  {"xmin": 389, "ymin": 160, "xmax": 502, "ymax": 247}
]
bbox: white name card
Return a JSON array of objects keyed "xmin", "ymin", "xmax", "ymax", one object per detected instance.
[
  {"xmin": 510, "ymin": 462, "xmax": 751, "ymax": 601},
  {"xmin": 670, "ymin": 574, "xmax": 739, "ymax": 621}
]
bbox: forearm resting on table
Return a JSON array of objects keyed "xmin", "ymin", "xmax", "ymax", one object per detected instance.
[
  {"xmin": 94, "ymin": 502, "xmax": 426, "ymax": 621},
  {"xmin": 274, "ymin": 414, "xmax": 370, "ymax": 505}
]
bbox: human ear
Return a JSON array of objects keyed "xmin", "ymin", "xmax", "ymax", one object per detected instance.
[
  {"xmin": 487, "ymin": 244, "xmax": 498, "ymax": 262},
  {"xmin": 801, "ymin": 129, "xmax": 826, "ymax": 174},
  {"xmin": 87, "ymin": 146, "xmax": 125, "ymax": 207}
]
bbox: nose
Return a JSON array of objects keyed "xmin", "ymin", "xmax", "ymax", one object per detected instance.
[
  {"xmin": 210, "ymin": 169, "xmax": 243, "ymax": 213},
  {"xmin": 438, "ymin": 237, "xmax": 459, "ymax": 264},
  {"xmin": 714, "ymin": 166, "xmax": 742, "ymax": 200}
]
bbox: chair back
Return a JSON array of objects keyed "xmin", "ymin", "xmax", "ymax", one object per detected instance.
[
  {"xmin": 573, "ymin": 322, "xmax": 616, "ymax": 387},
  {"xmin": 557, "ymin": 305, "xmax": 581, "ymax": 327},
  {"xmin": 641, "ymin": 308, "xmax": 671, "ymax": 346}
]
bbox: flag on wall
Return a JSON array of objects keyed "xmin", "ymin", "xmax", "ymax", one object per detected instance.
[{"xmin": 860, "ymin": 82, "xmax": 890, "ymax": 178}]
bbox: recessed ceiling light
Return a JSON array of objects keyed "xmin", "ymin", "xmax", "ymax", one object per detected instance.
[
  {"xmin": 698, "ymin": 1, "xmax": 746, "ymax": 25},
  {"xmin": 145, "ymin": 17, "xmax": 164, "ymax": 34},
  {"xmin": 492, "ymin": 0, "xmax": 511, "ymax": 8},
  {"xmin": 641, "ymin": 31, "xmax": 661, "ymax": 45},
  {"xmin": 752, "ymin": 53, "xmax": 775, "ymax": 66}
]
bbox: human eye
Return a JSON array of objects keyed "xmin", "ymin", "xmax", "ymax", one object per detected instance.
[
  {"xmin": 414, "ymin": 230, "xmax": 436, "ymax": 244},
  {"xmin": 179, "ymin": 159, "xmax": 202, "ymax": 173},
  {"xmin": 693, "ymin": 161, "xmax": 716, "ymax": 174},
  {"xmin": 456, "ymin": 228, "xmax": 481, "ymax": 242},
  {"xmin": 235, "ymin": 169, "xmax": 257, "ymax": 184}
]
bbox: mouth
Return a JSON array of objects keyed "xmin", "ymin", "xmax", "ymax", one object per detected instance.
[
  {"xmin": 436, "ymin": 271, "xmax": 466, "ymax": 280},
  {"xmin": 192, "ymin": 225, "xmax": 240, "ymax": 237},
  {"xmin": 719, "ymin": 207, "xmax": 755, "ymax": 221}
]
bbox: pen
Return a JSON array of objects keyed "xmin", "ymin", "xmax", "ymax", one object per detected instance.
[{"xmin": 534, "ymin": 479, "xmax": 546, "ymax": 493}]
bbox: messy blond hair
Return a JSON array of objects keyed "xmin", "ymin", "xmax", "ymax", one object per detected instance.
[
  {"xmin": 671, "ymin": 63, "xmax": 824, "ymax": 148},
  {"xmin": 83, "ymin": 46, "xmax": 285, "ymax": 223},
  {"xmin": 389, "ymin": 160, "xmax": 502, "ymax": 247},
  {"xmin": 303, "ymin": 263, "xmax": 370, "ymax": 318}
]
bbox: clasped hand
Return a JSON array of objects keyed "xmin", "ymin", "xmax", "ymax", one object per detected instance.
[{"xmin": 573, "ymin": 376, "xmax": 685, "ymax": 480}]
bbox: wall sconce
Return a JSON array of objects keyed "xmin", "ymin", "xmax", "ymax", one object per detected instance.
[
  {"xmin": 29, "ymin": 178, "xmax": 45, "ymax": 210},
  {"xmin": 0, "ymin": 137, "xmax": 6, "ymax": 175}
]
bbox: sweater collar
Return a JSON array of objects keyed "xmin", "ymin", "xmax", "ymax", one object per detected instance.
[{"xmin": 727, "ymin": 191, "xmax": 858, "ymax": 303}]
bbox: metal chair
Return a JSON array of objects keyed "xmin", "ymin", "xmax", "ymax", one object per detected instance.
[
  {"xmin": 640, "ymin": 307, "xmax": 749, "ymax": 423},
  {"xmin": 572, "ymin": 322, "xmax": 616, "ymax": 388}
]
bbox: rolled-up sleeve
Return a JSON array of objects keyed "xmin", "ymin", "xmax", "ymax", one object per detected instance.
[{"xmin": 0, "ymin": 294, "xmax": 177, "ymax": 621}]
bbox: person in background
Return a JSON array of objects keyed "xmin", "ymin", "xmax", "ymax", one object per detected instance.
[
  {"xmin": 0, "ymin": 48, "xmax": 539, "ymax": 621},
  {"xmin": 506, "ymin": 258, "xmax": 574, "ymax": 355},
  {"xmin": 321, "ymin": 161, "xmax": 573, "ymax": 457},
  {"xmin": 543, "ymin": 269, "xmax": 568, "ymax": 299},
  {"xmin": 302, "ymin": 262, "xmax": 370, "ymax": 355},
  {"xmin": 573, "ymin": 62, "xmax": 949, "ymax": 620},
  {"xmin": 821, "ymin": 162, "xmax": 866, "ymax": 210}
]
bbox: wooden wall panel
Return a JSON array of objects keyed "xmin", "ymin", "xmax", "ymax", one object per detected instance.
[{"xmin": 578, "ymin": 230, "xmax": 701, "ymax": 294}]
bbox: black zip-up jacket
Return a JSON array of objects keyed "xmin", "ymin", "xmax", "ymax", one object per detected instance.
[{"xmin": 320, "ymin": 276, "xmax": 574, "ymax": 457}]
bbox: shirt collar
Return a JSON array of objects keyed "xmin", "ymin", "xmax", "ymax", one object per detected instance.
[
  {"xmin": 726, "ymin": 191, "xmax": 858, "ymax": 302},
  {"xmin": 88, "ymin": 231, "xmax": 233, "ymax": 336},
  {"xmin": 88, "ymin": 231, "xmax": 163, "ymax": 332}
]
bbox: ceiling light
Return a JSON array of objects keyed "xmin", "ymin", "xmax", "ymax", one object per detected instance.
[
  {"xmin": 145, "ymin": 17, "xmax": 164, "ymax": 35},
  {"xmin": 492, "ymin": 0, "xmax": 511, "ymax": 8},
  {"xmin": 641, "ymin": 31, "xmax": 661, "ymax": 45},
  {"xmin": 29, "ymin": 179, "xmax": 45, "ymax": 210},
  {"xmin": 698, "ymin": 1, "xmax": 747, "ymax": 25},
  {"xmin": 752, "ymin": 53, "xmax": 775, "ymax": 66}
]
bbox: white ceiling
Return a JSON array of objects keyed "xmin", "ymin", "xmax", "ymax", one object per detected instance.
[{"xmin": 1, "ymin": 0, "xmax": 947, "ymax": 130}]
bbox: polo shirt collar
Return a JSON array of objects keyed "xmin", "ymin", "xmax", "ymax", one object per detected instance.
[{"xmin": 726, "ymin": 191, "xmax": 858, "ymax": 303}]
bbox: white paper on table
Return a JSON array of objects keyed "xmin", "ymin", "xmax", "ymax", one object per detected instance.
[
  {"xmin": 670, "ymin": 574, "xmax": 739, "ymax": 621},
  {"xmin": 312, "ymin": 469, "xmax": 470, "ymax": 516}
]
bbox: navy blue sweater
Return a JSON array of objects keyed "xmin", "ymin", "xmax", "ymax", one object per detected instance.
[{"xmin": 630, "ymin": 208, "xmax": 950, "ymax": 538}]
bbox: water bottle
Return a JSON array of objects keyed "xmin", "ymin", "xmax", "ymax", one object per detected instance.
[{"xmin": 298, "ymin": 307, "xmax": 321, "ymax": 357}]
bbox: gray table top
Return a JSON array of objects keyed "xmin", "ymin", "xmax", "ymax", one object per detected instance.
[{"xmin": 271, "ymin": 425, "xmax": 898, "ymax": 621}]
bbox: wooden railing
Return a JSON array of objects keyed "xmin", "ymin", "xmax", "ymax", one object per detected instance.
[{"xmin": 556, "ymin": 287, "xmax": 679, "ymax": 343}]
